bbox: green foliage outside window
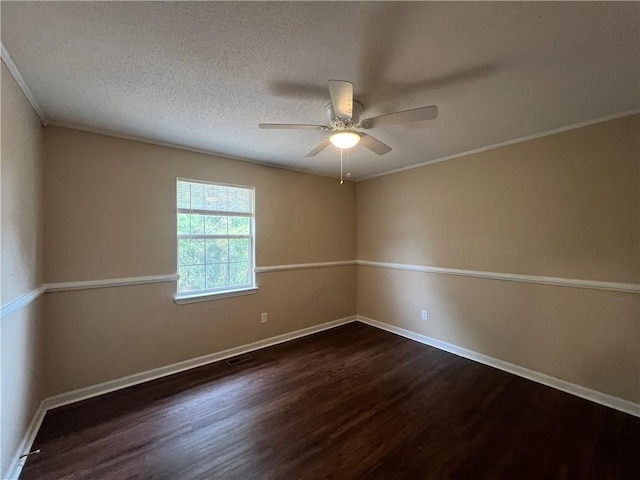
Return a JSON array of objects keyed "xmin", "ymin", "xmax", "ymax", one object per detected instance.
[{"xmin": 177, "ymin": 180, "xmax": 254, "ymax": 295}]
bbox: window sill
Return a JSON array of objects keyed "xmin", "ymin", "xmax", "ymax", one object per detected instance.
[{"xmin": 174, "ymin": 287, "xmax": 258, "ymax": 305}]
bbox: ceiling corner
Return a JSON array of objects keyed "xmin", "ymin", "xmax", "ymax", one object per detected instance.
[{"xmin": 1, "ymin": 42, "xmax": 48, "ymax": 126}]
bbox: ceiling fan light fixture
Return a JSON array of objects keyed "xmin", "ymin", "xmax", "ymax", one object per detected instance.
[{"xmin": 329, "ymin": 131, "xmax": 360, "ymax": 149}]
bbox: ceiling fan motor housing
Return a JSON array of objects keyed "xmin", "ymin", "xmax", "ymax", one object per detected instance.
[
  {"xmin": 326, "ymin": 100, "xmax": 363, "ymax": 129},
  {"xmin": 259, "ymin": 79, "xmax": 437, "ymax": 158}
]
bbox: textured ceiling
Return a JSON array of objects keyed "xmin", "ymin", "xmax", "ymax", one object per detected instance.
[{"xmin": 2, "ymin": 2, "xmax": 639, "ymax": 179}]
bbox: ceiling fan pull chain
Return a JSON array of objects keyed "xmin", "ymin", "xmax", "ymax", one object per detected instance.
[
  {"xmin": 340, "ymin": 149, "xmax": 344, "ymax": 185},
  {"xmin": 346, "ymin": 149, "xmax": 351, "ymax": 178}
]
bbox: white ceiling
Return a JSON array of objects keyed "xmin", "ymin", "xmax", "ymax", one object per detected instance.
[{"xmin": 2, "ymin": 2, "xmax": 638, "ymax": 180}]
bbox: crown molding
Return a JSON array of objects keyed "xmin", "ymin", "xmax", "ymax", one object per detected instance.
[
  {"xmin": 357, "ymin": 109, "xmax": 640, "ymax": 182},
  {"xmin": 1, "ymin": 43, "xmax": 47, "ymax": 126},
  {"xmin": 1, "ymin": 38, "xmax": 636, "ymax": 182},
  {"xmin": 47, "ymin": 120, "xmax": 350, "ymax": 182}
]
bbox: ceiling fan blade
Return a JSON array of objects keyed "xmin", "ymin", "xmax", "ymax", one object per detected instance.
[
  {"xmin": 305, "ymin": 138, "xmax": 331, "ymax": 157},
  {"xmin": 358, "ymin": 133, "xmax": 392, "ymax": 155},
  {"xmin": 328, "ymin": 80, "xmax": 353, "ymax": 120},
  {"xmin": 259, "ymin": 123, "xmax": 328, "ymax": 130},
  {"xmin": 360, "ymin": 105, "xmax": 438, "ymax": 129}
]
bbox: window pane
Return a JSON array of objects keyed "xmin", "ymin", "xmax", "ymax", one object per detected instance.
[
  {"xmin": 228, "ymin": 216, "xmax": 250, "ymax": 235},
  {"xmin": 179, "ymin": 181, "xmax": 253, "ymax": 214},
  {"xmin": 190, "ymin": 183, "xmax": 205, "ymax": 210},
  {"xmin": 229, "ymin": 238, "xmax": 249, "ymax": 262},
  {"xmin": 179, "ymin": 239, "xmax": 205, "ymax": 266},
  {"xmin": 206, "ymin": 239, "xmax": 228, "ymax": 264},
  {"xmin": 177, "ymin": 182, "xmax": 191, "ymax": 209},
  {"xmin": 179, "ymin": 265, "xmax": 205, "ymax": 292},
  {"xmin": 204, "ymin": 215, "xmax": 228, "ymax": 235},
  {"xmin": 177, "ymin": 214, "xmax": 190, "ymax": 235},
  {"xmin": 204, "ymin": 184, "xmax": 228, "ymax": 211},
  {"xmin": 206, "ymin": 264, "xmax": 228, "ymax": 289},
  {"xmin": 177, "ymin": 179, "xmax": 255, "ymax": 295},
  {"xmin": 228, "ymin": 187, "xmax": 251, "ymax": 213},
  {"xmin": 230, "ymin": 262, "xmax": 250, "ymax": 286},
  {"xmin": 189, "ymin": 214, "xmax": 205, "ymax": 234}
]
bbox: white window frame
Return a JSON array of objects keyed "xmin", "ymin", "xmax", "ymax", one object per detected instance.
[{"xmin": 175, "ymin": 178, "xmax": 257, "ymax": 304}]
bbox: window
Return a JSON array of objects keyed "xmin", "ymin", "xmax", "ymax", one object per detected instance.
[{"xmin": 176, "ymin": 179, "xmax": 255, "ymax": 300}]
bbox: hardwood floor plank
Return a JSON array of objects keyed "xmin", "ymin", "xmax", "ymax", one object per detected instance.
[{"xmin": 20, "ymin": 322, "xmax": 640, "ymax": 479}]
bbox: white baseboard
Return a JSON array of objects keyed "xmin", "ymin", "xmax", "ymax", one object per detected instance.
[
  {"xmin": 44, "ymin": 315, "xmax": 357, "ymax": 410},
  {"xmin": 5, "ymin": 400, "xmax": 47, "ymax": 480},
  {"xmin": 7, "ymin": 315, "xmax": 356, "ymax": 480},
  {"xmin": 357, "ymin": 315, "xmax": 640, "ymax": 418},
  {"xmin": 9, "ymin": 313, "xmax": 638, "ymax": 480}
]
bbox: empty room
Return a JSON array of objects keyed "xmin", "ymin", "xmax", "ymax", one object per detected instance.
[{"xmin": 1, "ymin": 2, "xmax": 638, "ymax": 479}]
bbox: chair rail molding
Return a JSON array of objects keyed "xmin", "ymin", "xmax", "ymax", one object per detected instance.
[
  {"xmin": 45, "ymin": 274, "xmax": 180, "ymax": 292},
  {"xmin": 357, "ymin": 260, "xmax": 640, "ymax": 294},
  {"xmin": 255, "ymin": 260, "xmax": 356, "ymax": 273},
  {"xmin": 1, "ymin": 262, "xmax": 358, "ymax": 317},
  {"xmin": 0, "ymin": 286, "xmax": 47, "ymax": 320}
]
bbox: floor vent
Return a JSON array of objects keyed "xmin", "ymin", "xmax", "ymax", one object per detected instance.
[{"xmin": 226, "ymin": 354, "xmax": 253, "ymax": 366}]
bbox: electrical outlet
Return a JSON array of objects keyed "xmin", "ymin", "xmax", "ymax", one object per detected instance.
[
  {"xmin": 261, "ymin": 312, "xmax": 268, "ymax": 324},
  {"xmin": 421, "ymin": 309, "xmax": 428, "ymax": 320}
]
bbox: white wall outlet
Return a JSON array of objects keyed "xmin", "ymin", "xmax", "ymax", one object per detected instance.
[
  {"xmin": 261, "ymin": 312, "xmax": 268, "ymax": 323},
  {"xmin": 421, "ymin": 309, "xmax": 428, "ymax": 320}
]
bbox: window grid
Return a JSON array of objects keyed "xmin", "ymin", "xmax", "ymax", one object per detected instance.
[{"xmin": 177, "ymin": 179, "xmax": 255, "ymax": 296}]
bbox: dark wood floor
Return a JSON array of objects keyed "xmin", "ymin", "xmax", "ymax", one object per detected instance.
[{"xmin": 21, "ymin": 322, "xmax": 640, "ymax": 480}]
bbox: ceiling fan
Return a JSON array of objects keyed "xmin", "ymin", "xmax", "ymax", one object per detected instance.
[{"xmin": 259, "ymin": 80, "xmax": 438, "ymax": 157}]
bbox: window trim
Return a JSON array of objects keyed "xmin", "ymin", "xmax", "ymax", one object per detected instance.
[
  {"xmin": 174, "ymin": 286, "xmax": 258, "ymax": 304},
  {"xmin": 175, "ymin": 178, "xmax": 256, "ymax": 301}
]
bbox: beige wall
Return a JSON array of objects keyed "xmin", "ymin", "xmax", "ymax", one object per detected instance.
[
  {"xmin": 44, "ymin": 127, "xmax": 356, "ymax": 282},
  {"xmin": 357, "ymin": 115, "xmax": 640, "ymax": 402},
  {"xmin": 45, "ymin": 267, "xmax": 355, "ymax": 394},
  {"xmin": 1, "ymin": 64, "xmax": 44, "ymax": 301},
  {"xmin": 43, "ymin": 126, "xmax": 357, "ymax": 395},
  {"xmin": 1, "ymin": 61, "xmax": 46, "ymax": 478},
  {"xmin": 2, "ymin": 85, "xmax": 638, "ymax": 477}
]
